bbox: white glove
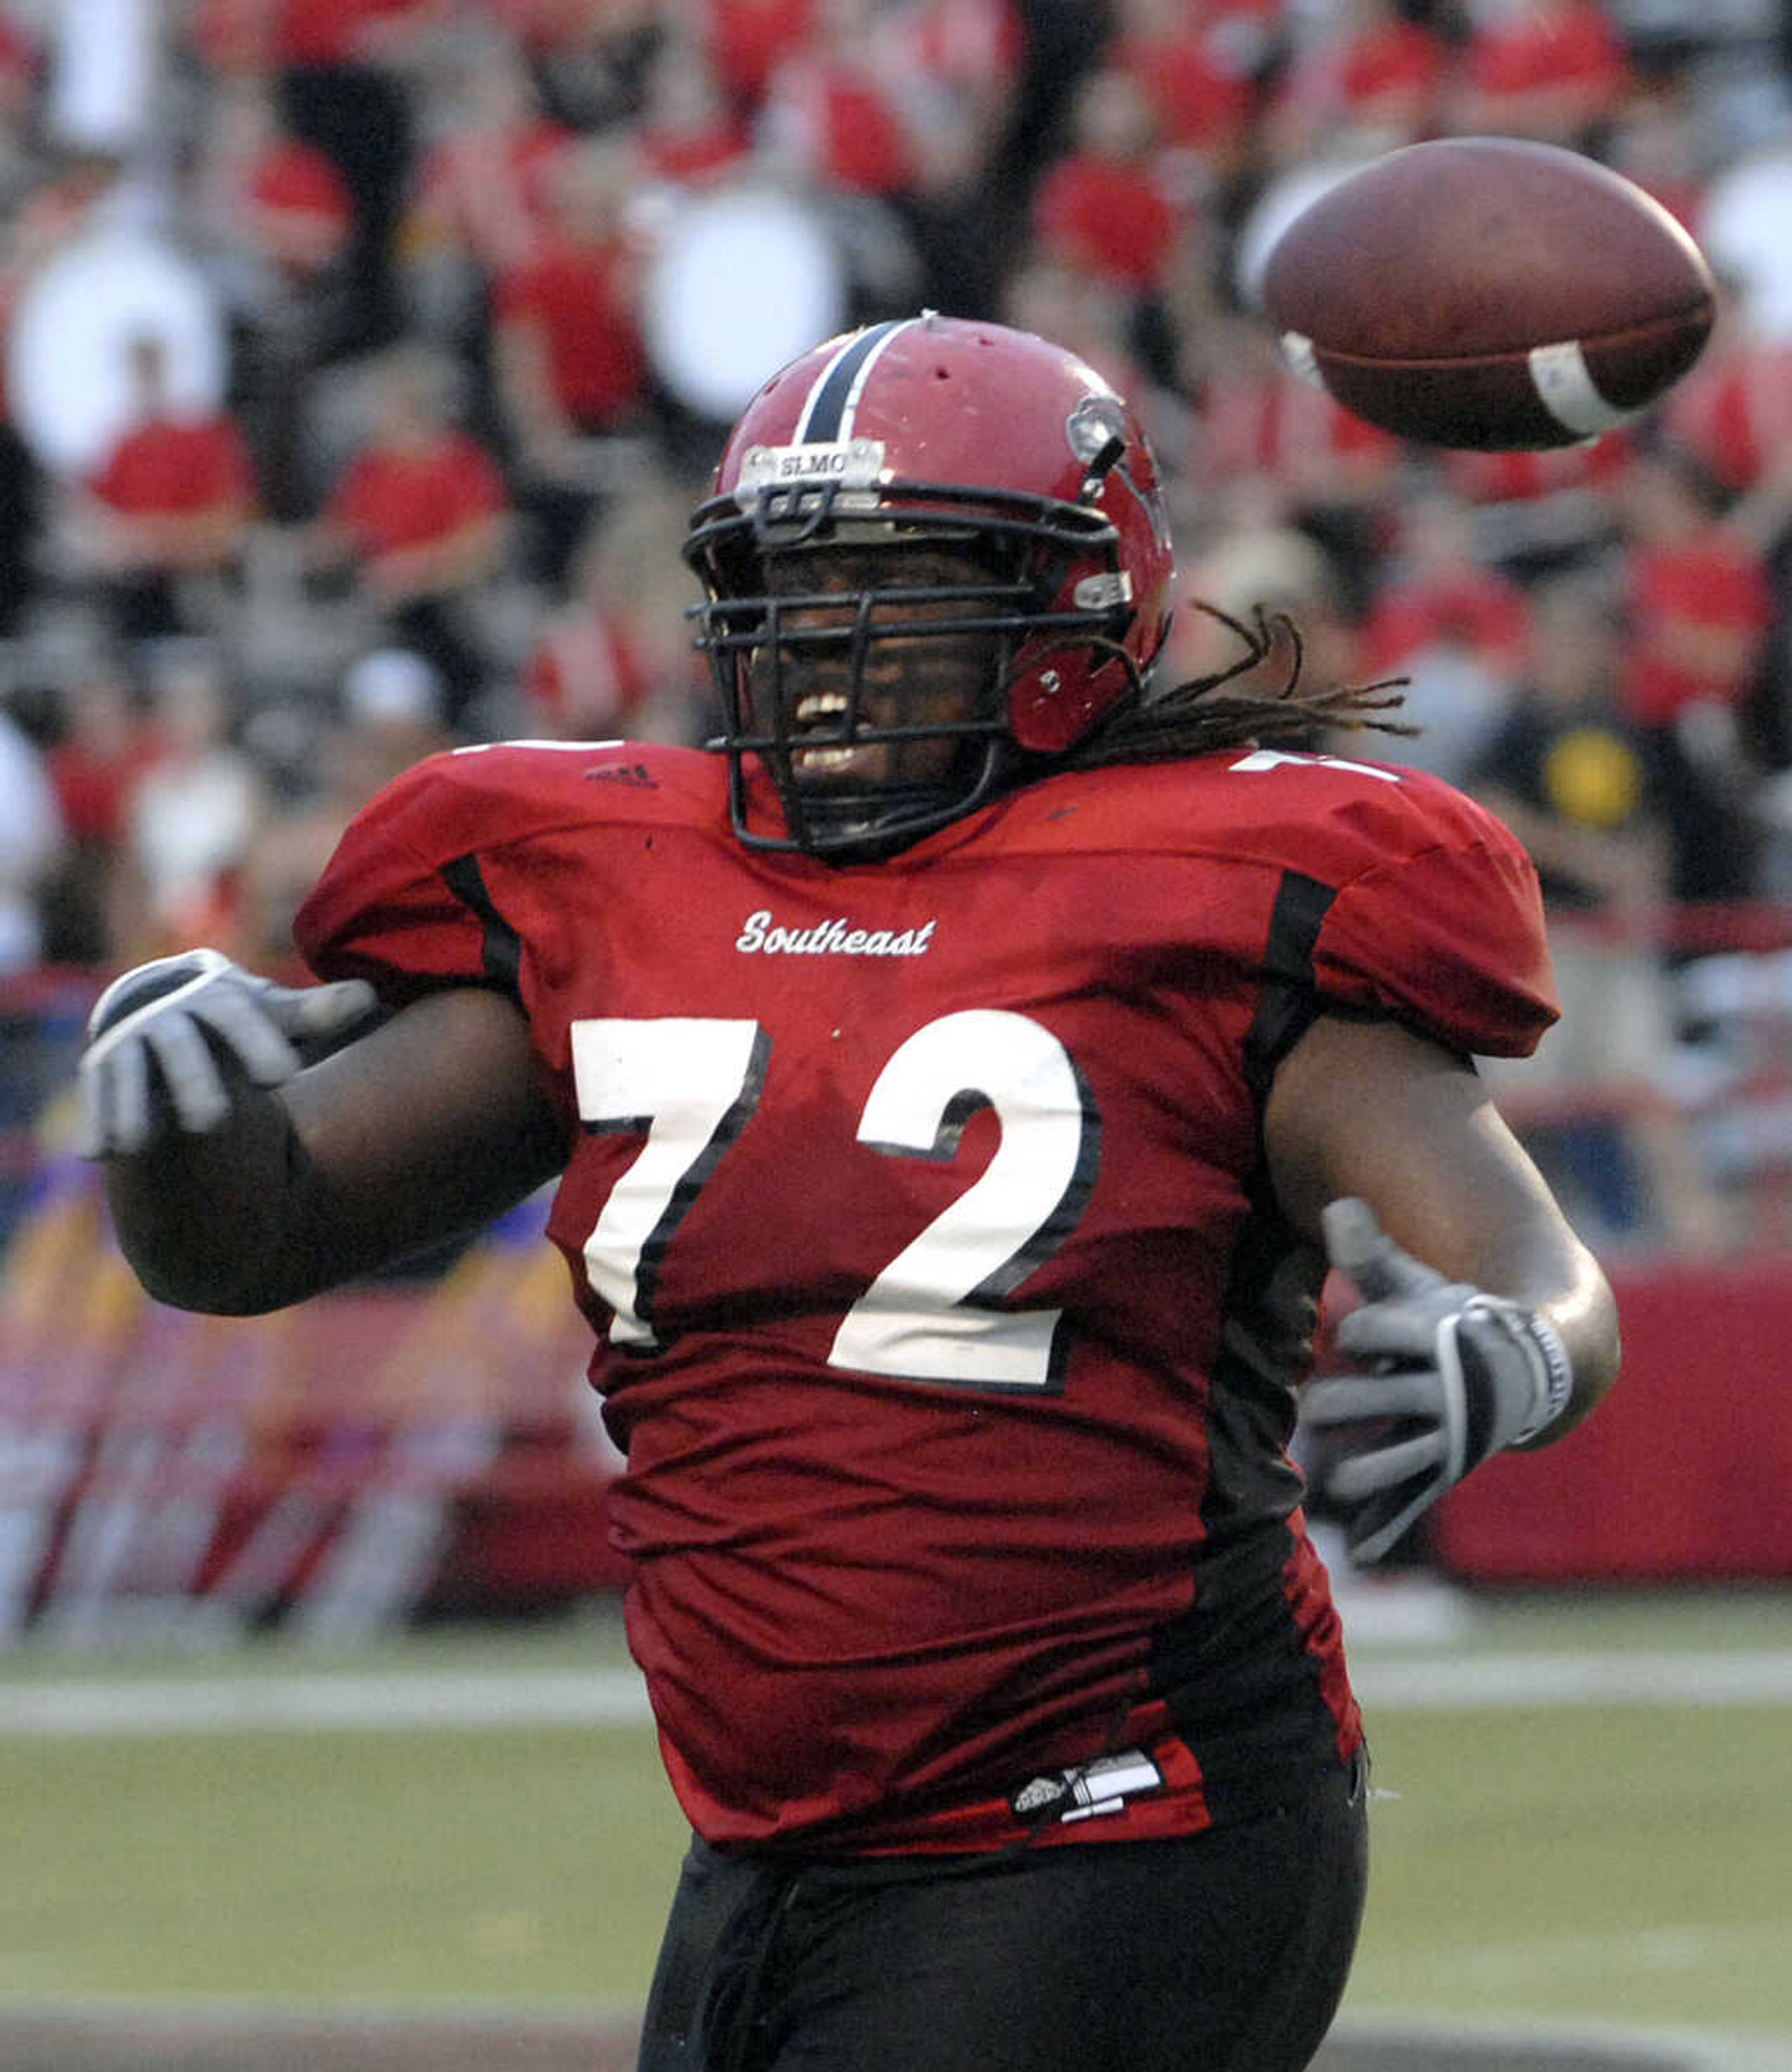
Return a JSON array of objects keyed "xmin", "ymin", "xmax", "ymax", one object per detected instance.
[
  {"xmin": 1299, "ymin": 1197, "xmax": 1574, "ymax": 1565},
  {"xmin": 77, "ymin": 948, "xmax": 378, "ymax": 1159}
]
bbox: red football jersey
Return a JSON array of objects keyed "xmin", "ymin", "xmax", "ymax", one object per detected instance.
[{"xmin": 296, "ymin": 741, "xmax": 1555, "ymax": 1852}]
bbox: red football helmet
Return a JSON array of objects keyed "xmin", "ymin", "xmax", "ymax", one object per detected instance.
[{"xmin": 683, "ymin": 313, "xmax": 1175, "ymax": 855}]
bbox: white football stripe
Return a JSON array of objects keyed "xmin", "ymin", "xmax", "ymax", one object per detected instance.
[
  {"xmin": 1527, "ymin": 339, "xmax": 1636, "ymax": 437},
  {"xmin": 1279, "ymin": 329, "xmax": 1326, "ymax": 390}
]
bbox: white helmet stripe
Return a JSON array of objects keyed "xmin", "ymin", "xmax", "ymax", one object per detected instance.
[{"xmin": 793, "ymin": 317, "xmax": 921, "ymax": 443}]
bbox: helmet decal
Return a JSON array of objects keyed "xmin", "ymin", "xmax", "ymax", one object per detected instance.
[
  {"xmin": 793, "ymin": 316, "xmax": 924, "ymax": 443},
  {"xmin": 733, "ymin": 436, "xmax": 887, "ymax": 513}
]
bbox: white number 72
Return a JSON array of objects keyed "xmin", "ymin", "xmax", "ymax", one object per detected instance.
[{"xmin": 570, "ymin": 1009, "xmax": 1099, "ymax": 1391}]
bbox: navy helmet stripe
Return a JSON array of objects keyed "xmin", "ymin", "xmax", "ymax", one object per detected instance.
[{"xmin": 794, "ymin": 318, "xmax": 917, "ymax": 443}]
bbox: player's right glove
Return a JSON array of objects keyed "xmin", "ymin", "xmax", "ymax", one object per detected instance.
[
  {"xmin": 1299, "ymin": 1197, "xmax": 1575, "ymax": 1565},
  {"xmin": 76, "ymin": 948, "xmax": 378, "ymax": 1159}
]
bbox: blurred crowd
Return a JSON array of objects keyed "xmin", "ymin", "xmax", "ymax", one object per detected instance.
[{"xmin": 6, "ymin": 0, "xmax": 1792, "ymax": 1249}]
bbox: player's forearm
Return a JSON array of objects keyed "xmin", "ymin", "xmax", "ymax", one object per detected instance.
[
  {"xmin": 1269, "ymin": 1012, "xmax": 1622, "ymax": 1444},
  {"xmin": 1505, "ymin": 1230, "xmax": 1620, "ymax": 1443},
  {"xmin": 1361, "ymin": 1168, "xmax": 1620, "ymax": 1447},
  {"xmin": 104, "ymin": 1011, "xmax": 568, "ymax": 1316},
  {"xmin": 1399, "ymin": 1149, "xmax": 1621, "ymax": 1444},
  {"xmin": 103, "ymin": 1087, "xmax": 336, "ymax": 1315}
]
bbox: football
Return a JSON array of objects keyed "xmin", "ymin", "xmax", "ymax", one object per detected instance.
[{"xmin": 1260, "ymin": 136, "xmax": 1718, "ymax": 450}]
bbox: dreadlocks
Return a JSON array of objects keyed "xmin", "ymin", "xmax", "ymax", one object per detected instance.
[{"xmin": 1064, "ymin": 601, "xmax": 1417, "ymax": 773}]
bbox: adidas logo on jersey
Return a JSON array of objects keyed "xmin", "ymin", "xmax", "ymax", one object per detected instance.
[
  {"xmin": 1008, "ymin": 1749, "xmax": 1164, "ymax": 1826},
  {"xmin": 584, "ymin": 760, "xmax": 659, "ymax": 787}
]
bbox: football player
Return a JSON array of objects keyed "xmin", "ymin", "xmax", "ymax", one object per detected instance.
[{"xmin": 79, "ymin": 315, "xmax": 1619, "ymax": 2072}]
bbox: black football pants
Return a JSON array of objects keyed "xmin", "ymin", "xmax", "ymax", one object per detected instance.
[{"xmin": 636, "ymin": 1750, "xmax": 1368, "ymax": 2072}]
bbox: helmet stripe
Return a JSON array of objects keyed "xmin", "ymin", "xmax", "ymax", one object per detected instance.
[{"xmin": 794, "ymin": 317, "xmax": 917, "ymax": 443}]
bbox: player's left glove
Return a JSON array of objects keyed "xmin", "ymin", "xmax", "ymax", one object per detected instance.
[
  {"xmin": 1299, "ymin": 1197, "xmax": 1575, "ymax": 1565},
  {"xmin": 76, "ymin": 948, "xmax": 378, "ymax": 1159}
]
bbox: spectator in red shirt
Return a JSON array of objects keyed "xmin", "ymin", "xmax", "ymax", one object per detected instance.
[
  {"xmin": 1187, "ymin": 310, "xmax": 1405, "ymax": 606},
  {"xmin": 305, "ymin": 342, "xmax": 510, "ymax": 720},
  {"xmin": 698, "ymin": 0, "xmax": 817, "ymax": 118},
  {"xmin": 1360, "ymin": 489, "xmax": 1532, "ymax": 782},
  {"xmin": 238, "ymin": 645, "xmax": 457, "ymax": 967},
  {"xmin": 1033, "ymin": 66, "xmax": 1181, "ymax": 299},
  {"xmin": 1662, "ymin": 295, "xmax": 1792, "ymax": 502},
  {"xmin": 0, "ymin": 6, "xmax": 37, "ymax": 200},
  {"xmin": 1264, "ymin": 0, "xmax": 1448, "ymax": 168},
  {"xmin": 185, "ymin": 73, "xmax": 357, "ymax": 519},
  {"xmin": 269, "ymin": 0, "xmax": 444, "ymax": 353},
  {"xmin": 40, "ymin": 647, "xmax": 163, "ymax": 962},
  {"xmin": 759, "ymin": 0, "xmax": 918, "ymax": 202},
  {"xmin": 118, "ymin": 641, "xmax": 268, "ymax": 959},
  {"xmin": 493, "ymin": 137, "xmax": 652, "ymax": 589},
  {"xmin": 45, "ymin": 652, "xmax": 163, "ymax": 857},
  {"xmin": 519, "ymin": 523, "xmax": 656, "ymax": 740},
  {"xmin": 1437, "ymin": 431, "xmax": 1637, "ymax": 581},
  {"xmin": 189, "ymin": 71, "xmax": 354, "ymax": 287},
  {"xmin": 1365, "ymin": 506, "xmax": 1531, "ymax": 683},
  {"xmin": 1030, "ymin": 63, "xmax": 1205, "ymax": 394},
  {"xmin": 1612, "ymin": 447, "xmax": 1774, "ymax": 901},
  {"xmin": 636, "ymin": 36, "xmax": 754, "ymax": 193},
  {"xmin": 402, "ymin": 37, "xmax": 578, "ymax": 303},
  {"xmin": 233, "ymin": 91, "xmax": 357, "ymax": 284},
  {"xmin": 1106, "ymin": 0, "xmax": 1260, "ymax": 191},
  {"xmin": 72, "ymin": 334, "xmax": 258, "ymax": 642},
  {"xmin": 1447, "ymin": 0, "xmax": 1628, "ymax": 151},
  {"xmin": 1616, "ymin": 450, "xmax": 1773, "ymax": 732},
  {"xmin": 520, "ymin": 483, "xmax": 711, "ymax": 744},
  {"xmin": 889, "ymin": 0, "xmax": 1022, "ymax": 197}
]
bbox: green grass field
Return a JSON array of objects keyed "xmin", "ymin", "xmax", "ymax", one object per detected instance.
[{"xmin": 1, "ymin": 1588, "xmax": 1788, "ymax": 2059}]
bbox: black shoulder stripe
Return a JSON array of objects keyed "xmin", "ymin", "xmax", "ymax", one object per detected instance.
[
  {"xmin": 440, "ymin": 853, "xmax": 524, "ymax": 1000},
  {"xmin": 1241, "ymin": 869, "xmax": 1337, "ymax": 1106}
]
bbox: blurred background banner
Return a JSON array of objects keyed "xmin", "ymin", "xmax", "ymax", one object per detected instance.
[
  {"xmin": 0, "ymin": 1116, "xmax": 627, "ymax": 1649},
  {"xmin": 1435, "ymin": 1255, "xmax": 1792, "ymax": 1580}
]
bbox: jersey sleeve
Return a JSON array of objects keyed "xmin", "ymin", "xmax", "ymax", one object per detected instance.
[
  {"xmin": 293, "ymin": 751, "xmax": 518, "ymax": 1002},
  {"xmin": 1309, "ymin": 776, "xmax": 1557, "ymax": 1058}
]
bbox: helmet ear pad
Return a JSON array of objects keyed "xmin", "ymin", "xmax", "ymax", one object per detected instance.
[
  {"xmin": 1007, "ymin": 639, "xmax": 1134, "ymax": 753},
  {"xmin": 1005, "ymin": 553, "xmax": 1163, "ymax": 752}
]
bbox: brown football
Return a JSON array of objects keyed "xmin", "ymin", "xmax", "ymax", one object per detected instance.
[{"xmin": 1260, "ymin": 136, "xmax": 1718, "ymax": 450}]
